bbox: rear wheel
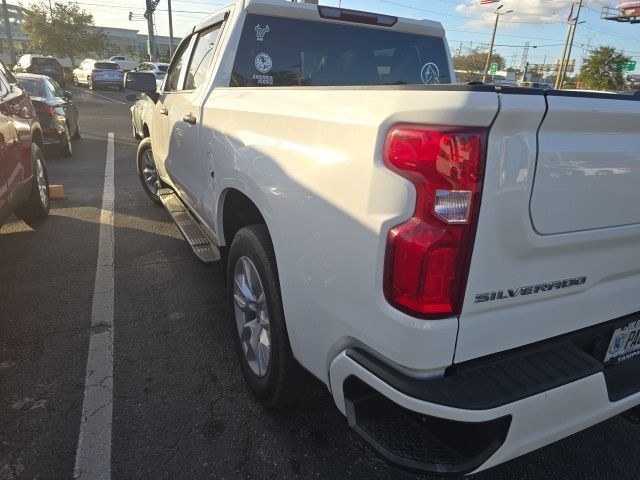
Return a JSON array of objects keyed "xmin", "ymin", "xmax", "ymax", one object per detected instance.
[
  {"xmin": 227, "ymin": 225, "xmax": 319, "ymax": 408},
  {"xmin": 88, "ymin": 76, "xmax": 95, "ymax": 90},
  {"xmin": 59, "ymin": 126, "xmax": 72, "ymax": 157},
  {"xmin": 72, "ymin": 116, "xmax": 81, "ymax": 139},
  {"xmin": 136, "ymin": 137, "xmax": 161, "ymax": 204},
  {"xmin": 15, "ymin": 143, "xmax": 50, "ymax": 225}
]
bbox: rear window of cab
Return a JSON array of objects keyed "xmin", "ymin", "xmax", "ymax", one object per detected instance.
[{"xmin": 230, "ymin": 14, "xmax": 451, "ymax": 87}]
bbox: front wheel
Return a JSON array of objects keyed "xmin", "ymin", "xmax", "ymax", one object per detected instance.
[
  {"xmin": 227, "ymin": 225, "xmax": 318, "ymax": 408},
  {"xmin": 15, "ymin": 143, "xmax": 50, "ymax": 225},
  {"xmin": 136, "ymin": 137, "xmax": 161, "ymax": 204},
  {"xmin": 73, "ymin": 75, "xmax": 79, "ymax": 86}
]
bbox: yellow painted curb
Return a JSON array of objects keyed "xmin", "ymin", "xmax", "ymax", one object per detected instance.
[{"xmin": 50, "ymin": 185, "xmax": 65, "ymax": 200}]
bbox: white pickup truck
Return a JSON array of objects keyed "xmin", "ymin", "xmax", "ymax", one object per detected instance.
[
  {"xmin": 108, "ymin": 55, "xmax": 139, "ymax": 71},
  {"xmin": 124, "ymin": 0, "xmax": 640, "ymax": 475}
]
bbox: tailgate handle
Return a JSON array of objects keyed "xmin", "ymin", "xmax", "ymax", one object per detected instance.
[
  {"xmin": 159, "ymin": 108, "xmax": 168, "ymax": 116},
  {"xmin": 183, "ymin": 114, "xmax": 197, "ymax": 125}
]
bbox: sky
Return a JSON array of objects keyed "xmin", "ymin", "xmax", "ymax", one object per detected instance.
[{"xmin": 18, "ymin": 0, "xmax": 640, "ymax": 73}]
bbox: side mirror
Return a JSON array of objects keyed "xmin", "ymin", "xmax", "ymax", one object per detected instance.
[
  {"xmin": 125, "ymin": 93, "xmax": 138, "ymax": 102},
  {"xmin": 124, "ymin": 71, "xmax": 157, "ymax": 101},
  {"xmin": 63, "ymin": 90, "xmax": 73, "ymax": 99}
]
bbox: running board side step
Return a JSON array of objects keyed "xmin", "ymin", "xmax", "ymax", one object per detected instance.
[{"xmin": 157, "ymin": 188, "xmax": 221, "ymax": 265}]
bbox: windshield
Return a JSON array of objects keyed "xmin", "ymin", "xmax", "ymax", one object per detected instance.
[
  {"xmin": 231, "ymin": 14, "xmax": 451, "ymax": 87},
  {"xmin": 32, "ymin": 58, "xmax": 61, "ymax": 67},
  {"xmin": 95, "ymin": 62, "xmax": 120, "ymax": 70},
  {"xmin": 19, "ymin": 78, "xmax": 45, "ymax": 97}
]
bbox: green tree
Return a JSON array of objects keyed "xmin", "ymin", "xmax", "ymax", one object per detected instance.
[
  {"xmin": 21, "ymin": 2, "xmax": 105, "ymax": 67},
  {"xmin": 452, "ymin": 47, "xmax": 505, "ymax": 82},
  {"xmin": 579, "ymin": 46, "xmax": 630, "ymax": 91}
]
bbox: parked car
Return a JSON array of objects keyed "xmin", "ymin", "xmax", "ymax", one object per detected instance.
[
  {"xmin": 126, "ymin": 93, "xmax": 153, "ymax": 140},
  {"xmin": 108, "ymin": 55, "xmax": 139, "ymax": 71},
  {"xmin": 72, "ymin": 60, "xmax": 124, "ymax": 90},
  {"xmin": 0, "ymin": 68, "xmax": 49, "ymax": 227},
  {"xmin": 125, "ymin": 0, "xmax": 640, "ymax": 476},
  {"xmin": 13, "ymin": 54, "xmax": 65, "ymax": 87},
  {"xmin": 135, "ymin": 62, "xmax": 169, "ymax": 88},
  {"xmin": 17, "ymin": 73, "xmax": 80, "ymax": 157},
  {"xmin": 0, "ymin": 58, "xmax": 17, "ymax": 84}
]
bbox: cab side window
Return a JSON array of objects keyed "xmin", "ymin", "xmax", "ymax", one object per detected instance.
[
  {"xmin": 165, "ymin": 38, "xmax": 193, "ymax": 92},
  {"xmin": 184, "ymin": 25, "xmax": 222, "ymax": 91}
]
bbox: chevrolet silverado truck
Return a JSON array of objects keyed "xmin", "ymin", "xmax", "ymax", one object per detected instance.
[{"xmin": 124, "ymin": 0, "xmax": 640, "ymax": 475}]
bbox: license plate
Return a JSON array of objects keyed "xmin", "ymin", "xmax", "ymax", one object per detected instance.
[{"xmin": 605, "ymin": 320, "xmax": 640, "ymax": 364}]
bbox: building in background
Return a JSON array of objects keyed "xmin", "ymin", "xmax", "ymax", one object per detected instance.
[{"xmin": 0, "ymin": 3, "xmax": 178, "ymax": 66}]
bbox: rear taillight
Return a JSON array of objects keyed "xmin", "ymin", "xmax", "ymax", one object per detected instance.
[
  {"xmin": 383, "ymin": 125, "xmax": 487, "ymax": 318},
  {"xmin": 318, "ymin": 6, "xmax": 397, "ymax": 26},
  {"xmin": 37, "ymin": 106, "xmax": 56, "ymax": 117}
]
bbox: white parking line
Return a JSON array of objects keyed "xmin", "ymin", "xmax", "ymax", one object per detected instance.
[
  {"xmin": 70, "ymin": 86, "xmax": 127, "ymax": 105},
  {"xmin": 74, "ymin": 132, "xmax": 115, "ymax": 480}
]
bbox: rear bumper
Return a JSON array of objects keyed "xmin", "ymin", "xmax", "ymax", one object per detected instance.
[
  {"xmin": 329, "ymin": 314, "xmax": 640, "ymax": 475},
  {"xmin": 94, "ymin": 78, "xmax": 123, "ymax": 86},
  {"xmin": 42, "ymin": 127, "xmax": 66, "ymax": 146}
]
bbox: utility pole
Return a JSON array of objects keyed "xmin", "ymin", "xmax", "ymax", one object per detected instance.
[
  {"xmin": 482, "ymin": 5, "xmax": 513, "ymax": 83},
  {"xmin": 556, "ymin": 0, "xmax": 583, "ymax": 89},
  {"xmin": 1, "ymin": 0, "xmax": 15, "ymax": 65},
  {"xmin": 167, "ymin": 0, "xmax": 174, "ymax": 57},
  {"xmin": 144, "ymin": 0, "xmax": 160, "ymax": 62}
]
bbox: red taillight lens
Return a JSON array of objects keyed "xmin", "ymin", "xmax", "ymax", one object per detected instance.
[
  {"xmin": 383, "ymin": 125, "xmax": 486, "ymax": 318},
  {"xmin": 37, "ymin": 106, "xmax": 56, "ymax": 117}
]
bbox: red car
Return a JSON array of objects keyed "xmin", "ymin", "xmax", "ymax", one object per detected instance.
[{"xmin": 0, "ymin": 63, "xmax": 50, "ymax": 227}]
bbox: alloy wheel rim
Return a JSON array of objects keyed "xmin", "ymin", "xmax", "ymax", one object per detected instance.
[
  {"xmin": 233, "ymin": 256, "xmax": 271, "ymax": 377},
  {"xmin": 35, "ymin": 155, "xmax": 48, "ymax": 208},
  {"xmin": 141, "ymin": 149, "xmax": 158, "ymax": 195}
]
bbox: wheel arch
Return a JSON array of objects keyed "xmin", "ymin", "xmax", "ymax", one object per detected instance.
[{"xmin": 219, "ymin": 187, "xmax": 267, "ymax": 248}]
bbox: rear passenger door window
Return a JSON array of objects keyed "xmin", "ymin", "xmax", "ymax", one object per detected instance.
[{"xmin": 184, "ymin": 25, "xmax": 222, "ymax": 91}]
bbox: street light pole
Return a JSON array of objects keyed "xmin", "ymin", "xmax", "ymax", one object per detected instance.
[
  {"xmin": 556, "ymin": 0, "xmax": 583, "ymax": 89},
  {"xmin": 1, "ymin": 0, "xmax": 15, "ymax": 65},
  {"xmin": 167, "ymin": 0, "xmax": 174, "ymax": 58},
  {"xmin": 144, "ymin": 0, "xmax": 159, "ymax": 62},
  {"xmin": 482, "ymin": 6, "xmax": 513, "ymax": 84}
]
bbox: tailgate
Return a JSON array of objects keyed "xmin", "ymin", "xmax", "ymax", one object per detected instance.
[
  {"xmin": 531, "ymin": 92, "xmax": 640, "ymax": 233},
  {"xmin": 456, "ymin": 91, "xmax": 640, "ymax": 363}
]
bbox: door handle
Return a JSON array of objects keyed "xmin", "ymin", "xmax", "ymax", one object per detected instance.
[
  {"xmin": 183, "ymin": 114, "xmax": 197, "ymax": 125},
  {"xmin": 159, "ymin": 108, "xmax": 168, "ymax": 115}
]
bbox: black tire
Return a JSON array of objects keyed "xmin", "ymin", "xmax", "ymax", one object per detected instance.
[
  {"xmin": 72, "ymin": 118, "xmax": 81, "ymax": 139},
  {"xmin": 59, "ymin": 126, "xmax": 72, "ymax": 157},
  {"xmin": 15, "ymin": 143, "xmax": 50, "ymax": 225},
  {"xmin": 136, "ymin": 137, "xmax": 161, "ymax": 204},
  {"xmin": 227, "ymin": 225, "xmax": 319, "ymax": 408},
  {"xmin": 88, "ymin": 76, "xmax": 95, "ymax": 90},
  {"xmin": 73, "ymin": 74, "xmax": 79, "ymax": 86}
]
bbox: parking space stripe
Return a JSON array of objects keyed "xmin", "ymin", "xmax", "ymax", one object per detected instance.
[{"xmin": 74, "ymin": 132, "xmax": 115, "ymax": 480}]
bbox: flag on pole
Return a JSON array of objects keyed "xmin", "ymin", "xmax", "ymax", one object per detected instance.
[
  {"xmin": 567, "ymin": 3, "xmax": 574, "ymax": 22},
  {"xmin": 481, "ymin": 0, "xmax": 500, "ymax": 4}
]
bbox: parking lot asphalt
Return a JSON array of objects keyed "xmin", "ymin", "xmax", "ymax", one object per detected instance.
[{"xmin": 1, "ymin": 86, "xmax": 639, "ymax": 480}]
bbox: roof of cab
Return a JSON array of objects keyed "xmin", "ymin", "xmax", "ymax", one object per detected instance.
[{"xmin": 194, "ymin": 0, "xmax": 445, "ymax": 37}]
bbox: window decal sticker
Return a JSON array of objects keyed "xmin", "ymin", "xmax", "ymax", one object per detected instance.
[
  {"xmin": 255, "ymin": 24, "xmax": 270, "ymax": 42},
  {"xmin": 252, "ymin": 74, "xmax": 274, "ymax": 85},
  {"xmin": 255, "ymin": 53, "xmax": 273, "ymax": 73},
  {"xmin": 421, "ymin": 62, "xmax": 440, "ymax": 85}
]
